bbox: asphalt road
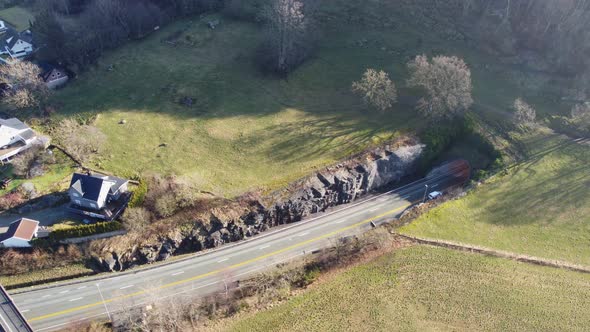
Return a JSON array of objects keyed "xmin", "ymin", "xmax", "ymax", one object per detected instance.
[{"xmin": 9, "ymin": 167, "xmax": 464, "ymax": 331}]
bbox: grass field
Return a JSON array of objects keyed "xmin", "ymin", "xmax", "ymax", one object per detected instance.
[
  {"xmin": 219, "ymin": 245, "xmax": 590, "ymax": 332},
  {"xmin": 401, "ymin": 131, "xmax": 590, "ymax": 265},
  {"xmin": 0, "ymin": 6, "xmax": 34, "ymax": 31},
  {"xmin": 48, "ymin": 0, "xmax": 557, "ymax": 196}
]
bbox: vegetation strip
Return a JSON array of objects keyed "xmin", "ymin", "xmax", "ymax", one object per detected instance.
[{"xmin": 396, "ymin": 234, "xmax": 590, "ymax": 274}]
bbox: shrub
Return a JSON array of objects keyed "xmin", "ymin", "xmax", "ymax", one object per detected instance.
[
  {"xmin": 128, "ymin": 180, "xmax": 148, "ymax": 208},
  {"xmin": 0, "ymin": 191, "xmax": 26, "ymax": 211},
  {"xmin": 49, "ymin": 222, "xmax": 123, "ymax": 241},
  {"xmin": 51, "ymin": 119, "xmax": 106, "ymax": 164},
  {"xmin": 121, "ymin": 207, "xmax": 152, "ymax": 233},
  {"xmin": 513, "ymin": 98, "xmax": 537, "ymax": 129},
  {"xmin": 11, "ymin": 146, "xmax": 55, "ymax": 179},
  {"xmin": 154, "ymin": 193, "xmax": 178, "ymax": 218}
]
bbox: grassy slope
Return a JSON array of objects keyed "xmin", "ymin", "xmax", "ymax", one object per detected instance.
[
  {"xmin": 0, "ymin": 6, "xmax": 34, "ymax": 31},
  {"xmin": 54, "ymin": 13, "xmax": 421, "ymax": 196},
  {"xmin": 401, "ymin": 131, "xmax": 590, "ymax": 265},
  {"xmin": 220, "ymin": 246, "xmax": 590, "ymax": 332},
  {"xmin": 51, "ymin": 0, "xmax": 547, "ymax": 196}
]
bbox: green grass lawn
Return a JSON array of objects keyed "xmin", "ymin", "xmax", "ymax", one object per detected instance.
[
  {"xmin": 220, "ymin": 245, "xmax": 590, "ymax": 332},
  {"xmin": 0, "ymin": 6, "xmax": 34, "ymax": 31},
  {"xmin": 401, "ymin": 131, "xmax": 590, "ymax": 265}
]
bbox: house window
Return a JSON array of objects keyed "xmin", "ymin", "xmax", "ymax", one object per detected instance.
[{"xmin": 72, "ymin": 193, "xmax": 79, "ymax": 197}]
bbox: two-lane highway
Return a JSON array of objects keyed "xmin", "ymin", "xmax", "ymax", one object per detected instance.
[{"xmin": 11, "ymin": 166, "xmax": 465, "ymax": 331}]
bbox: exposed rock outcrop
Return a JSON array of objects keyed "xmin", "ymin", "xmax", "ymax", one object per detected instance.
[{"xmin": 92, "ymin": 139, "xmax": 424, "ymax": 271}]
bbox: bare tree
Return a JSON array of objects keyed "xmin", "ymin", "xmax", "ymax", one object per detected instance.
[
  {"xmin": 0, "ymin": 59, "xmax": 48, "ymax": 109},
  {"xmin": 262, "ymin": 0, "xmax": 312, "ymax": 75},
  {"xmin": 513, "ymin": 98, "xmax": 537, "ymax": 129},
  {"xmin": 352, "ymin": 69, "xmax": 398, "ymax": 112},
  {"xmin": 407, "ymin": 55, "xmax": 473, "ymax": 119},
  {"xmin": 52, "ymin": 119, "xmax": 106, "ymax": 163},
  {"xmin": 571, "ymin": 101, "xmax": 590, "ymax": 129}
]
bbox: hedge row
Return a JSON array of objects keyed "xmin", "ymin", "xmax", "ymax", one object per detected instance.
[{"xmin": 50, "ymin": 222, "xmax": 123, "ymax": 241}]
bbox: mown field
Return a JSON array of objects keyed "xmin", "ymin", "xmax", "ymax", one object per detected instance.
[
  {"xmin": 218, "ymin": 245, "xmax": 590, "ymax": 332},
  {"xmin": 401, "ymin": 131, "xmax": 590, "ymax": 266},
  {"xmin": 0, "ymin": 6, "xmax": 34, "ymax": 31},
  {"xmin": 49, "ymin": 0, "xmax": 558, "ymax": 197}
]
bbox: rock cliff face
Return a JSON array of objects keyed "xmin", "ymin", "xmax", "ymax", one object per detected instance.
[{"xmin": 93, "ymin": 140, "xmax": 424, "ymax": 271}]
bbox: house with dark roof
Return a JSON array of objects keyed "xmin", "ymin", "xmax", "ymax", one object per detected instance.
[
  {"xmin": 39, "ymin": 63, "xmax": 69, "ymax": 89},
  {"xmin": 0, "ymin": 218, "xmax": 39, "ymax": 248},
  {"xmin": 0, "ymin": 118, "xmax": 45, "ymax": 162},
  {"xmin": 68, "ymin": 173, "xmax": 130, "ymax": 220},
  {"xmin": 0, "ymin": 28, "xmax": 33, "ymax": 59}
]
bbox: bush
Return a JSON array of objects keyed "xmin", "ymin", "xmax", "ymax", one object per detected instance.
[
  {"xmin": 11, "ymin": 146, "xmax": 55, "ymax": 179},
  {"xmin": 128, "ymin": 180, "xmax": 148, "ymax": 208},
  {"xmin": 121, "ymin": 207, "xmax": 152, "ymax": 233},
  {"xmin": 513, "ymin": 98, "xmax": 537, "ymax": 129},
  {"xmin": 49, "ymin": 222, "xmax": 123, "ymax": 241},
  {"xmin": 0, "ymin": 191, "xmax": 26, "ymax": 211},
  {"xmin": 154, "ymin": 193, "xmax": 178, "ymax": 218}
]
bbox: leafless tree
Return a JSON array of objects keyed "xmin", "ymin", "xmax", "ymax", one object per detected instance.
[
  {"xmin": 571, "ymin": 101, "xmax": 590, "ymax": 129},
  {"xmin": 0, "ymin": 59, "xmax": 49, "ymax": 109},
  {"xmin": 352, "ymin": 69, "xmax": 398, "ymax": 112},
  {"xmin": 407, "ymin": 54, "xmax": 473, "ymax": 119},
  {"xmin": 262, "ymin": 0, "xmax": 313, "ymax": 75},
  {"xmin": 513, "ymin": 98, "xmax": 537, "ymax": 129},
  {"xmin": 52, "ymin": 119, "xmax": 106, "ymax": 164}
]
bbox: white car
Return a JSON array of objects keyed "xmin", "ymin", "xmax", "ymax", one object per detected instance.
[{"xmin": 428, "ymin": 191, "xmax": 443, "ymax": 200}]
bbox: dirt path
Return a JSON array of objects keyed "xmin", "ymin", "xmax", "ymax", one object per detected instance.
[{"xmin": 396, "ymin": 233, "xmax": 590, "ymax": 274}]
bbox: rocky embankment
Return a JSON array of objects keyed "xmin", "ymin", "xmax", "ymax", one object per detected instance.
[{"xmin": 94, "ymin": 139, "xmax": 424, "ymax": 271}]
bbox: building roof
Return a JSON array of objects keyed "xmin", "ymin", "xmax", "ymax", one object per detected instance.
[
  {"xmin": 19, "ymin": 128, "xmax": 36, "ymax": 141},
  {"xmin": 69, "ymin": 173, "xmax": 128, "ymax": 202},
  {"xmin": 1, "ymin": 28, "xmax": 32, "ymax": 49},
  {"xmin": 70, "ymin": 173, "xmax": 105, "ymax": 202},
  {"xmin": 0, "ymin": 118, "xmax": 29, "ymax": 130},
  {"xmin": 0, "ymin": 218, "xmax": 39, "ymax": 242}
]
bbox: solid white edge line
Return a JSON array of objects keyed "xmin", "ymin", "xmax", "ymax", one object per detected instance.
[{"xmin": 0, "ymin": 312, "xmax": 14, "ymax": 332}]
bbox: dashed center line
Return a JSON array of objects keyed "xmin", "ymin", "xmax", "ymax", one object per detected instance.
[
  {"xmin": 119, "ymin": 285, "xmax": 134, "ymax": 290},
  {"xmin": 172, "ymin": 271, "xmax": 185, "ymax": 276},
  {"xmin": 217, "ymin": 258, "xmax": 228, "ymax": 263},
  {"xmin": 335, "ymin": 219, "xmax": 346, "ymax": 224},
  {"xmin": 69, "ymin": 297, "xmax": 83, "ymax": 302},
  {"xmin": 59, "ymin": 290, "xmax": 69, "ymax": 294},
  {"xmin": 298, "ymin": 232, "xmax": 309, "ymax": 237},
  {"xmin": 77, "ymin": 286, "xmax": 87, "ymax": 290},
  {"xmin": 259, "ymin": 245, "xmax": 271, "ymax": 250},
  {"xmin": 41, "ymin": 295, "xmax": 51, "ymax": 298}
]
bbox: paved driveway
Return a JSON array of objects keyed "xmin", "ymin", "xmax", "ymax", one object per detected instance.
[{"xmin": 0, "ymin": 204, "xmax": 71, "ymax": 232}]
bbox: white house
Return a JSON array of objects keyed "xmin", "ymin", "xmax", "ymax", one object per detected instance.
[
  {"xmin": 0, "ymin": 218, "xmax": 39, "ymax": 248},
  {"xmin": 0, "ymin": 118, "xmax": 40, "ymax": 162},
  {"xmin": 69, "ymin": 173, "xmax": 129, "ymax": 211},
  {"xmin": 0, "ymin": 20, "xmax": 7, "ymax": 33},
  {"xmin": 0, "ymin": 28, "xmax": 33, "ymax": 59}
]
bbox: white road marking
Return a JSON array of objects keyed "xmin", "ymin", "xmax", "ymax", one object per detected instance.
[
  {"xmin": 77, "ymin": 286, "xmax": 87, "ymax": 290},
  {"xmin": 0, "ymin": 312, "xmax": 13, "ymax": 332},
  {"xmin": 20, "ymin": 309, "xmax": 30, "ymax": 313},
  {"xmin": 59, "ymin": 290, "xmax": 69, "ymax": 294},
  {"xmin": 119, "ymin": 285, "xmax": 134, "ymax": 290},
  {"xmin": 259, "ymin": 245, "xmax": 270, "ymax": 250},
  {"xmin": 217, "ymin": 258, "xmax": 228, "ymax": 263},
  {"xmin": 368, "ymin": 208, "xmax": 378, "ymax": 212},
  {"xmin": 298, "ymin": 232, "xmax": 309, "ymax": 237},
  {"xmin": 69, "ymin": 297, "xmax": 83, "ymax": 302},
  {"xmin": 172, "ymin": 271, "xmax": 185, "ymax": 276},
  {"xmin": 335, "ymin": 219, "xmax": 346, "ymax": 224},
  {"xmin": 41, "ymin": 294, "xmax": 51, "ymax": 298}
]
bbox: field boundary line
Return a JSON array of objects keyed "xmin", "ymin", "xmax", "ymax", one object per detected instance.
[{"xmin": 396, "ymin": 234, "xmax": 590, "ymax": 274}]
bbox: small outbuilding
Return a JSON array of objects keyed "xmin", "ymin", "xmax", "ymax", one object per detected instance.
[
  {"xmin": 0, "ymin": 218, "xmax": 39, "ymax": 248},
  {"xmin": 39, "ymin": 63, "xmax": 69, "ymax": 89}
]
